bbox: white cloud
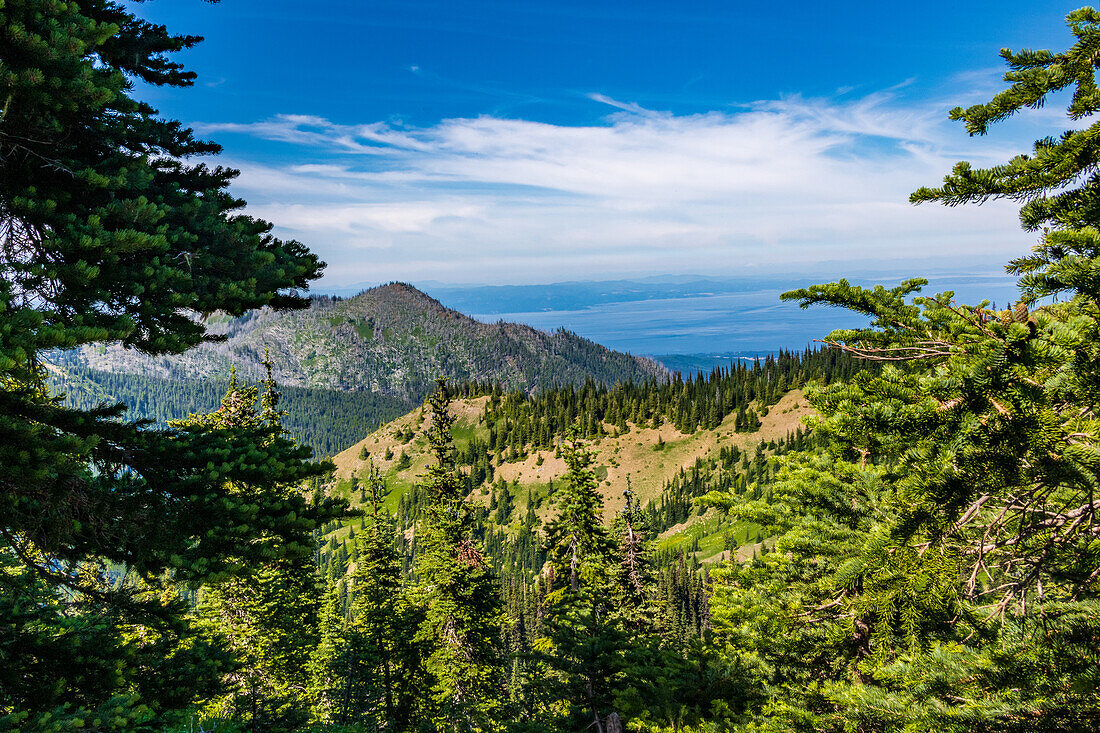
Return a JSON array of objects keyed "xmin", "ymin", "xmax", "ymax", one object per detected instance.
[
  {"xmin": 247, "ymin": 201, "xmax": 487, "ymax": 234},
  {"xmin": 196, "ymin": 89, "xmax": 1043, "ymax": 286}
]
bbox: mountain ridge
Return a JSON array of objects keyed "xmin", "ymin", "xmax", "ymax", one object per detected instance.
[{"xmin": 53, "ymin": 282, "xmax": 667, "ymax": 402}]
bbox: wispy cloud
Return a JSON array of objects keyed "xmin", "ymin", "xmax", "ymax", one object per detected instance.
[{"xmin": 195, "ymin": 88, "xmax": 1044, "ymax": 286}]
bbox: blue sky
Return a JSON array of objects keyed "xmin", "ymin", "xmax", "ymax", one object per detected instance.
[{"xmin": 135, "ymin": 0, "xmax": 1085, "ymax": 288}]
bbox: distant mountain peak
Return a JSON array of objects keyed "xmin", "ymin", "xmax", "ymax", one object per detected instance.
[{"xmin": 57, "ymin": 284, "xmax": 667, "ymax": 402}]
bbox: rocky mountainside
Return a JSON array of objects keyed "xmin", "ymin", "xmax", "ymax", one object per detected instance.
[{"xmin": 54, "ymin": 283, "xmax": 666, "ymax": 401}]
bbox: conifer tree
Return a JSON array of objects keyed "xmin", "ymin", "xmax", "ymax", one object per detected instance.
[
  {"xmin": 344, "ymin": 463, "xmax": 420, "ymax": 731},
  {"xmin": 536, "ymin": 428, "xmax": 625, "ymax": 733},
  {"xmin": 612, "ymin": 488, "xmax": 655, "ymax": 631},
  {"xmin": 543, "ymin": 428, "xmax": 614, "ymax": 596},
  {"xmin": 413, "ymin": 378, "xmax": 505, "ymax": 732},
  {"xmin": 308, "ymin": 581, "xmax": 351, "ymax": 726},
  {"xmin": 178, "ymin": 369, "xmax": 327, "ymax": 732},
  {"xmin": 0, "ymin": 1, "xmax": 337, "ymax": 727},
  {"xmin": 705, "ymin": 8, "xmax": 1100, "ymax": 731}
]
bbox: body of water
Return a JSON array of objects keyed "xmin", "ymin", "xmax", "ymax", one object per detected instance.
[{"xmin": 468, "ymin": 274, "xmax": 1022, "ymax": 356}]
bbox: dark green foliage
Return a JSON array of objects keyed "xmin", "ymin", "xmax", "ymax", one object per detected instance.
[
  {"xmin": 49, "ymin": 365, "xmax": 415, "ymax": 457},
  {"xmin": 278, "ymin": 314, "xmax": 860, "ymax": 733},
  {"xmin": 543, "ymin": 430, "xmax": 615, "ymax": 596},
  {"xmin": 346, "ymin": 467, "xmax": 421, "ymax": 731},
  {"xmin": 0, "ymin": 553, "xmax": 232, "ymax": 732},
  {"xmin": 653, "ymin": 552, "xmax": 711, "ymax": 644},
  {"xmin": 535, "ymin": 430, "xmax": 623, "ymax": 732},
  {"xmin": 17, "ymin": 2, "xmax": 1098, "ymax": 730},
  {"xmin": 530, "ymin": 431, "xmax": 744, "ymax": 732},
  {"xmin": 0, "ymin": 0, "xmax": 321, "ymax": 357},
  {"xmin": 477, "ymin": 348, "xmax": 860, "ymax": 458},
  {"xmin": 0, "ymin": 1, "xmax": 343, "ymax": 727},
  {"xmin": 413, "ymin": 379, "xmax": 506, "ymax": 731}
]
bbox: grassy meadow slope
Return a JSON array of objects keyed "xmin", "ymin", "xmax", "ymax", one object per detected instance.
[{"xmin": 327, "ymin": 388, "xmax": 814, "ymax": 562}]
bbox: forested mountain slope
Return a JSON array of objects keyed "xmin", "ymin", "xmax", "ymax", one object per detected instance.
[
  {"xmin": 306, "ymin": 352, "xmax": 851, "ymax": 682},
  {"xmin": 51, "ymin": 282, "xmax": 666, "ymax": 402},
  {"xmin": 46, "ymin": 364, "xmax": 415, "ymax": 458}
]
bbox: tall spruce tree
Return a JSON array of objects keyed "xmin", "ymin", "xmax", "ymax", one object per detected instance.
[
  {"xmin": 344, "ymin": 463, "xmax": 420, "ymax": 731},
  {"xmin": 543, "ymin": 429, "xmax": 613, "ymax": 597},
  {"xmin": 308, "ymin": 580, "xmax": 352, "ymax": 727},
  {"xmin": 0, "ymin": 1, "xmax": 340, "ymax": 728},
  {"xmin": 413, "ymin": 378, "xmax": 505, "ymax": 732},
  {"xmin": 536, "ymin": 428, "xmax": 625, "ymax": 733}
]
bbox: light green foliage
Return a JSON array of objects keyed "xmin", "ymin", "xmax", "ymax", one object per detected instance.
[
  {"xmin": 704, "ymin": 9, "xmax": 1100, "ymax": 731},
  {"xmin": 308, "ymin": 582, "xmax": 352, "ymax": 726},
  {"xmin": 0, "ymin": 551, "xmax": 231, "ymax": 732},
  {"xmin": 175, "ymin": 369, "xmax": 331, "ymax": 731},
  {"xmin": 309, "ymin": 463, "xmax": 421, "ymax": 730}
]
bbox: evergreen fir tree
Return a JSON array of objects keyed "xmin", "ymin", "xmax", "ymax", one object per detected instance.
[
  {"xmin": 177, "ymin": 372, "xmax": 326, "ymax": 732},
  {"xmin": 0, "ymin": 1, "xmax": 336, "ymax": 727},
  {"xmin": 307, "ymin": 580, "xmax": 351, "ymax": 725},
  {"xmin": 413, "ymin": 378, "xmax": 505, "ymax": 732},
  {"xmin": 536, "ymin": 427, "xmax": 624, "ymax": 733},
  {"xmin": 543, "ymin": 428, "xmax": 614, "ymax": 596},
  {"xmin": 344, "ymin": 463, "xmax": 421, "ymax": 731},
  {"xmin": 705, "ymin": 9, "xmax": 1100, "ymax": 730}
]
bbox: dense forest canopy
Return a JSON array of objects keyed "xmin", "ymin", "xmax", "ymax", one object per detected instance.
[
  {"xmin": 4, "ymin": 2, "xmax": 1100, "ymax": 733},
  {"xmin": 50, "ymin": 365, "xmax": 417, "ymax": 458}
]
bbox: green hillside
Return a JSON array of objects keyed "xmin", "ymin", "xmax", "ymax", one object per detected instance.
[
  {"xmin": 319, "ymin": 349, "xmax": 850, "ymax": 575},
  {"xmin": 302, "ymin": 349, "xmax": 848, "ymax": 706},
  {"xmin": 329, "ymin": 388, "xmax": 808, "ymax": 563}
]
